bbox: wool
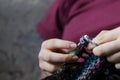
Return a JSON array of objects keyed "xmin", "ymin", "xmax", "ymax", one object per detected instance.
[
  {"xmin": 42, "ymin": 54, "xmax": 120, "ymax": 80},
  {"xmin": 42, "ymin": 35, "xmax": 120, "ymax": 80}
]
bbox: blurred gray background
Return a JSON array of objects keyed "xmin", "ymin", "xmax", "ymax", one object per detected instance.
[{"xmin": 0, "ymin": 0, "xmax": 53, "ymax": 80}]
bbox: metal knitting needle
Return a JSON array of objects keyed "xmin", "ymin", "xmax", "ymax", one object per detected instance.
[
  {"xmin": 83, "ymin": 35, "xmax": 99, "ymax": 46},
  {"xmin": 70, "ymin": 35, "xmax": 98, "ymax": 57}
]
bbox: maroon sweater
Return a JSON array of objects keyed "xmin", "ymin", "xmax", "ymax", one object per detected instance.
[{"xmin": 37, "ymin": 0, "xmax": 120, "ymax": 43}]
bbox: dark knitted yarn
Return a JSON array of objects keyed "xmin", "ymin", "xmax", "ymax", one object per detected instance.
[{"xmin": 42, "ymin": 54, "xmax": 120, "ymax": 80}]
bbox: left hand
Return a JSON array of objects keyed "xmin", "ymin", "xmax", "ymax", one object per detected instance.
[{"xmin": 88, "ymin": 27, "xmax": 120, "ymax": 69}]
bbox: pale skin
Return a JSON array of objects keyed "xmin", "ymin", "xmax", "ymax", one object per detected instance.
[
  {"xmin": 38, "ymin": 39, "xmax": 78, "ymax": 78},
  {"xmin": 89, "ymin": 27, "xmax": 120, "ymax": 69},
  {"xmin": 38, "ymin": 27, "xmax": 120, "ymax": 78}
]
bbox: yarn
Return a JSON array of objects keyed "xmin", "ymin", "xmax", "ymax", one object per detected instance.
[{"xmin": 42, "ymin": 35, "xmax": 120, "ymax": 80}]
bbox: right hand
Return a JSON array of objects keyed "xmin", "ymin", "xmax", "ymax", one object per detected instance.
[
  {"xmin": 38, "ymin": 39, "xmax": 78, "ymax": 75},
  {"xmin": 88, "ymin": 27, "xmax": 120, "ymax": 69}
]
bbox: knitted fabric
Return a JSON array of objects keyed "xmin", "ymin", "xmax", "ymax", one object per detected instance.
[
  {"xmin": 42, "ymin": 35, "xmax": 120, "ymax": 80},
  {"xmin": 42, "ymin": 53, "xmax": 120, "ymax": 80}
]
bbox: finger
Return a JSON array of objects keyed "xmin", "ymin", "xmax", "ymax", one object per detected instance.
[
  {"xmin": 39, "ymin": 61, "xmax": 59, "ymax": 73},
  {"xmin": 42, "ymin": 39, "xmax": 77, "ymax": 50},
  {"xmin": 107, "ymin": 52, "xmax": 120, "ymax": 63},
  {"xmin": 88, "ymin": 29, "xmax": 119, "ymax": 50},
  {"xmin": 60, "ymin": 48, "xmax": 75, "ymax": 54},
  {"xmin": 87, "ymin": 41, "xmax": 98, "ymax": 50},
  {"xmin": 42, "ymin": 50, "xmax": 78, "ymax": 63},
  {"xmin": 94, "ymin": 28, "xmax": 120, "ymax": 44},
  {"xmin": 115, "ymin": 63, "xmax": 120, "ymax": 70},
  {"xmin": 51, "ymin": 48, "xmax": 75, "ymax": 54},
  {"xmin": 93, "ymin": 39, "xmax": 120, "ymax": 56}
]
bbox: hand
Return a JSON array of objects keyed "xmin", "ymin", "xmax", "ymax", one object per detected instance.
[
  {"xmin": 38, "ymin": 39, "xmax": 78, "ymax": 78},
  {"xmin": 88, "ymin": 27, "xmax": 120, "ymax": 69}
]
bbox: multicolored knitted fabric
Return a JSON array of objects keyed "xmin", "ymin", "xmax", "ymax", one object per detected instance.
[{"xmin": 42, "ymin": 35, "xmax": 120, "ymax": 80}]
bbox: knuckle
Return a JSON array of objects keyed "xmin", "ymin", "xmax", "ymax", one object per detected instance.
[
  {"xmin": 53, "ymin": 39, "xmax": 70, "ymax": 48},
  {"xmin": 98, "ymin": 30, "xmax": 108, "ymax": 38},
  {"xmin": 42, "ymin": 39, "xmax": 55, "ymax": 47},
  {"xmin": 99, "ymin": 30, "xmax": 108, "ymax": 35},
  {"xmin": 42, "ymin": 39, "xmax": 59, "ymax": 48},
  {"xmin": 38, "ymin": 51, "xmax": 44, "ymax": 59},
  {"xmin": 52, "ymin": 39, "xmax": 60, "ymax": 45},
  {"xmin": 51, "ymin": 39, "xmax": 57, "ymax": 45},
  {"xmin": 44, "ymin": 54, "xmax": 51, "ymax": 62},
  {"xmin": 39, "ymin": 50, "xmax": 49, "ymax": 62},
  {"xmin": 38, "ymin": 53, "xmax": 42, "ymax": 60},
  {"xmin": 39, "ymin": 62, "xmax": 44, "ymax": 69},
  {"xmin": 41, "ymin": 40, "xmax": 47, "ymax": 47},
  {"xmin": 95, "ymin": 30, "xmax": 108, "ymax": 43}
]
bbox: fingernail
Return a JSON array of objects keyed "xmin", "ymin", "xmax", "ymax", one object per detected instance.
[
  {"xmin": 71, "ymin": 55, "xmax": 79, "ymax": 61},
  {"xmin": 115, "ymin": 64, "xmax": 120, "ymax": 69},
  {"xmin": 70, "ymin": 43, "xmax": 77, "ymax": 48}
]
